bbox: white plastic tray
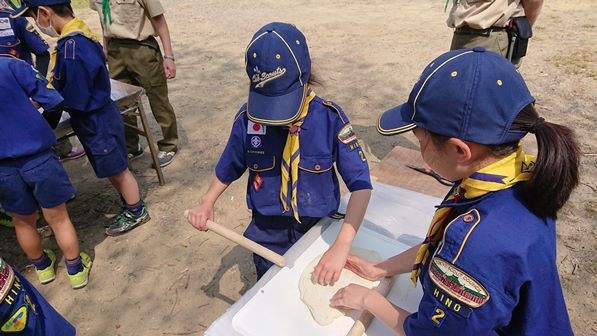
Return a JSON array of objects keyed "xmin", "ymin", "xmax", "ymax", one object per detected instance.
[{"xmin": 231, "ymin": 220, "xmax": 423, "ymax": 336}]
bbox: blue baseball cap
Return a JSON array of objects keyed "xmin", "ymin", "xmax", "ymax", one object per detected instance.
[
  {"xmin": 377, "ymin": 48, "xmax": 534, "ymax": 145},
  {"xmin": 8, "ymin": 0, "xmax": 69, "ymax": 18},
  {"xmin": 245, "ymin": 22, "xmax": 311, "ymax": 126}
]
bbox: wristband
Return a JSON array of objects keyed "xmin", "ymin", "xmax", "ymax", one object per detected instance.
[{"xmin": 163, "ymin": 54, "xmax": 175, "ymax": 61}]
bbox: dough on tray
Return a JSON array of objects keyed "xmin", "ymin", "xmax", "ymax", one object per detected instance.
[{"xmin": 299, "ymin": 247, "xmax": 383, "ymax": 325}]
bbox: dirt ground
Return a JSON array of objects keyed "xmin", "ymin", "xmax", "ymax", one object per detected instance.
[{"xmin": 1, "ymin": 0, "xmax": 595, "ymax": 335}]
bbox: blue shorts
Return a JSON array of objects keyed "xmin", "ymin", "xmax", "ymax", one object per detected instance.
[
  {"xmin": 70, "ymin": 105, "xmax": 128, "ymax": 179},
  {"xmin": 0, "ymin": 150, "xmax": 76, "ymax": 215},
  {"xmin": 244, "ymin": 212, "xmax": 320, "ymax": 278},
  {"xmin": 0, "ymin": 269, "xmax": 76, "ymax": 335}
]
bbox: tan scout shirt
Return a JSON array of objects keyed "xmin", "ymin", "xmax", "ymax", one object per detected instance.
[
  {"xmin": 446, "ymin": 0, "xmax": 525, "ymax": 29},
  {"xmin": 89, "ymin": 0, "xmax": 165, "ymax": 40}
]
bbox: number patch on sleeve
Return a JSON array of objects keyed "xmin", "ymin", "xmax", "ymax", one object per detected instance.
[{"xmin": 431, "ymin": 307, "xmax": 446, "ymax": 327}]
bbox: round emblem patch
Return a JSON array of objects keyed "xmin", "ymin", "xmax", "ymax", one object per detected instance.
[{"xmin": 250, "ymin": 136, "xmax": 262, "ymax": 148}]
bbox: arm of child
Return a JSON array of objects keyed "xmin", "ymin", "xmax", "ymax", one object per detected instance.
[
  {"xmin": 330, "ymin": 284, "xmax": 410, "ymax": 335},
  {"xmin": 187, "ymin": 176, "xmax": 230, "ymax": 231},
  {"xmin": 312, "ymin": 188, "xmax": 371, "ymax": 285}
]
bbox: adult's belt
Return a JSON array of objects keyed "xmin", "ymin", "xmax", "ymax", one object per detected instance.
[
  {"xmin": 109, "ymin": 36, "xmax": 160, "ymax": 51},
  {"xmin": 454, "ymin": 26, "xmax": 508, "ymax": 36}
]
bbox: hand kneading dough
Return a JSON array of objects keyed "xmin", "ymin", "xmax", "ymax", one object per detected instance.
[{"xmin": 299, "ymin": 248, "xmax": 383, "ymax": 325}]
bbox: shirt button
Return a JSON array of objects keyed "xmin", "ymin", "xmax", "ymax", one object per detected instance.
[
  {"xmin": 103, "ymin": 149, "xmax": 108, "ymax": 153},
  {"xmin": 463, "ymin": 214, "xmax": 475, "ymax": 223},
  {"xmin": 314, "ymin": 164, "xmax": 321, "ymax": 171}
]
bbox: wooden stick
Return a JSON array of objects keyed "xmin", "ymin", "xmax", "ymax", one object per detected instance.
[
  {"xmin": 184, "ymin": 210, "xmax": 286, "ymax": 267},
  {"xmin": 346, "ymin": 277, "xmax": 393, "ymax": 336}
]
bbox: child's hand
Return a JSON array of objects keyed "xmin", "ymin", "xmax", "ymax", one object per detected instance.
[
  {"xmin": 312, "ymin": 244, "xmax": 349, "ymax": 286},
  {"xmin": 344, "ymin": 254, "xmax": 387, "ymax": 281},
  {"xmin": 186, "ymin": 202, "xmax": 214, "ymax": 231},
  {"xmin": 329, "ymin": 284, "xmax": 371, "ymax": 310}
]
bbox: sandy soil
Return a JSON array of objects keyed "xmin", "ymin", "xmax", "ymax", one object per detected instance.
[{"xmin": 1, "ymin": 0, "xmax": 595, "ymax": 335}]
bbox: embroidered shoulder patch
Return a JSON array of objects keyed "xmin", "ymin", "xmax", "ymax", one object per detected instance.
[
  {"xmin": 338, "ymin": 124, "xmax": 356, "ymax": 144},
  {"xmin": 1, "ymin": 305, "xmax": 28, "ymax": 332},
  {"xmin": 429, "ymin": 257, "xmax": 489, "ymax": 308},
  {"xmin": 0, "ymin": 259, "xmax": 15, "ymax": 302}
]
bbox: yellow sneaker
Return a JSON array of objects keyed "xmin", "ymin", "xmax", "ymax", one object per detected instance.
[
  {"xmin": 35, "ymin": 249, "xmax": 56, "ymax": 284},
  {"xmin": 67, "ymin": 252, "xmax": 92, "ymax": 289},
  {"xmin": 0, "ymin": 210, "xmax": 14, "ymax": 228}
]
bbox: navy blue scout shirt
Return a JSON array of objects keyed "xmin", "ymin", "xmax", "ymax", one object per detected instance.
[
  {"xmin": 216, "ymin": 96, "xmax": 372, "ymax": 218},
  {"xmin": 51, "ymin": 32, "xmax": 112, "ymax": 115},
  {"xmin": 50, "ymin": 22, "xmax": 123, "ymax": 162},
  {"xmin": 0, "ymin": 12, "xmax": 48, "ymax": 65},
  {"xmin": 0, "ymin": 57, "xmax": 63, "ymax": 160},
  {"xmin": 404, "ymin": 186, "xmax": 573, "ymax": 335}
]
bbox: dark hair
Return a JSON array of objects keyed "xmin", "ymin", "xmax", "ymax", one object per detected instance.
[
  {"xmin": 28, "ymin": 4, "xmax": 74, "ymax": 18},
  {"xmin": 307, "ymin": 71, "xmax": 321, "ymax": 87},
  {"xmin": 510, "ymin": 104, "xmax": 580, "ymax": 218},
  {"xmin": 428, "ymin": 103, "xmax": 580, "ymax": 218}
]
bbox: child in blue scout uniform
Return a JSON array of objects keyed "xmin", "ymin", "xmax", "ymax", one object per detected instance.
[
  {"xmin": 0, "ymin": 55, "xmax": 91, "ymax": 289},
  {"xmin": 187, "ymin": 22, "xmax": 372, "ymax": 282},
  {"xmin": 0, "ymin": 0, "xmax": 51, "ymax": 229},
  {"xmin": 0, "ymin": 0, "xmax": 49, "ymax": 74},
  {"xmin": 329, "ymin": 48, "xmax": 577, "ymax": 335},
  {"xmin": 14, "ymin": 0, "xmax": 150, "ymax": 236},
  {"xmin": 0, "ymin": 257, "xmax": 76, "ymax": 335}
]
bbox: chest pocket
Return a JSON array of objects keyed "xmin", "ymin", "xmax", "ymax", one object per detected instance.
[
  {"xmin": 247, "ymin": 155, "xmax": 276, "ymax": 173},
  {"xmin": 112, "ymin": 0, "xmax": 142, "ymax": 22},
  {"xmin": 297, "ymin": 156, "xmax": 337, "ymax": 214}
]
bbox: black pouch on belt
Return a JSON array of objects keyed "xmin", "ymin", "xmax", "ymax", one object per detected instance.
[{"xmin": 507, "ymin": 16, "xmax": 533, "ymax": 60}]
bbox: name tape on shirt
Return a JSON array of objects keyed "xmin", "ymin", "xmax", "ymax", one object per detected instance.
[{"xmin": 248, "ymin": 120, "xmax": 267, "ymax": 135}]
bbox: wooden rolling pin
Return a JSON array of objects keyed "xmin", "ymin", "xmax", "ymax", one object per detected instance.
[
  {"xmin": 346, "ymin": 277, "xmax": 393, "ymax": 336},
  {"xmin": 184, "ymin": 210, "xmax": 286, "ymax": 268}
]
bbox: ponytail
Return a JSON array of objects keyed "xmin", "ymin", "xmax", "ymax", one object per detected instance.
[{"xmin": 511, "ymin": 104, "xmax": 580, "ymax": 218}]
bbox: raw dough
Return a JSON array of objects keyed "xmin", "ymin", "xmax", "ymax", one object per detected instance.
[{"xmin": 299, "ymin": 247, "xmax": 383, "ymax": 325}]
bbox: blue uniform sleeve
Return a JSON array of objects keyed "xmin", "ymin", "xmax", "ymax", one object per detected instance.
[
  {"xmin": 15, "ymin": 18, "xmax": 49, "ymax": 55},
  {"xmin": 53, "ymin": 37, "xmax": 99, "ymax": 112},
  {"xmin": 215, "ymin": 105, "xmax": 248, "ymax": 183},
  {"xmin": 403, "ymin": 210, "xmax": 516, "ymax": 335},
  {"xmin": 12, "ymin": 59, "xmax": 63, "ymax": 110},
  {"xmin": 326, "ymin": 101, "xmax": 372, "ymax": 192}
]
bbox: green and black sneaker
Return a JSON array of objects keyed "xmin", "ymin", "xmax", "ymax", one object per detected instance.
[{"xmin": 105, "ymin": 207, "xmax": 150, "ymax": 236}]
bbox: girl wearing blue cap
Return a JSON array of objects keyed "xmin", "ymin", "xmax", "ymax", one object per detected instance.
[
  {"xmin": 187, "ymin": 22, "xmax": 372, "ymax": 283},
  {"xmin": 330, "ymin": 48, "xmax": 577, "ymax": 335},
  {"xmin": 15, "ymin": 0, "xmax": 150, "ymax": 236}
]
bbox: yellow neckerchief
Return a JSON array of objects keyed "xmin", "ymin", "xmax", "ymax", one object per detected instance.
[
  {"xmin": 280, "ymin": 90, "xmax": 316, "ymax": 223},
  {"xmin": 410, "ymin": 146, "xmax": 535, "ymax": 285},
  {"xmin": 48, "ymin": 17, "xmax": 98, "ymax": 83}
]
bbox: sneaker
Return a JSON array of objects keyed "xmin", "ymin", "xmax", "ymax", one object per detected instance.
[
  {"xmin": 67, "ymin": 252, "xmax": 92, "ymax": 289},
  {"xmin": 157, "ymin": 150, "xmax": 176, "ymax": 167},
  {"xmin": 0, "ymin": 211, "xmax": 13, "ymax": 228},
  {"xmin": 127, "ymin": 144, "xmax": 144, "ymax": 161},
  {"xmin": 59, "ymin": 147, "xmax": 86, "ymax": 162},
  {"xmin": 104, "ymin": 205, "xmax": 126, "ymax": 228},
  {"xmin": 105, "ymin": 207, "xmax": 150, "ymax": 236},
  {"xmin": 36, "ymin": 249, "xmax": 56, "ymax": 284}
]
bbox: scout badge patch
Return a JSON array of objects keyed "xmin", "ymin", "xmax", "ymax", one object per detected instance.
[{"xmin": 429, "ymin": 257, "xmax": 489, "ymax": 309}]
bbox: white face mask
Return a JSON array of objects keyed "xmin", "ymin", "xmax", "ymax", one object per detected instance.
[{"xmin": 35, "ymin": 8, "xmax": 59, "ymax": 37}]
